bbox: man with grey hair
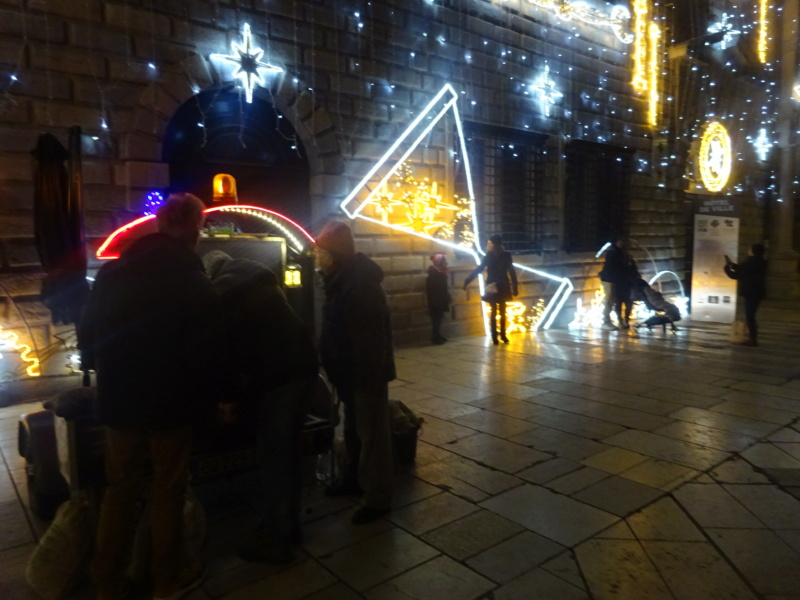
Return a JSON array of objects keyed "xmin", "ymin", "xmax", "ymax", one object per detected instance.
[{"xmin": 79, "ymin": 193, "xmax": 220, "ymax": 600}]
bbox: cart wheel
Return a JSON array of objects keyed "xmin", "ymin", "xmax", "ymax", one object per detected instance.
[{"xmin": 23, "ymin": 413, "xmax": 69, "ymax": 520}]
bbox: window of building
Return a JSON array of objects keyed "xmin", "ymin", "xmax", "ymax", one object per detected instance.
[
  {"xmin": 564, "ymin": 140, "xmax": 633, "ymax": 252},
  {"xmin": 462, "ymin": 123, "xmax": 547, "ymax": 253}
]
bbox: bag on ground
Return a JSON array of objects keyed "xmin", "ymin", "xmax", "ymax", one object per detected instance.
[{"xmin": 26, "ymin": 498, "xmax": 93, "ymax": 600}]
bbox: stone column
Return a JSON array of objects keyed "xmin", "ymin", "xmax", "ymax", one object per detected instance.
[{"xmin": 768, "ymin": 0, "xmax": 800, "ymax": 299}]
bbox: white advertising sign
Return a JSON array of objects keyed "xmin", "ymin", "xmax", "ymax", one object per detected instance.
[{"xmin": 691, "ymin": 199, "xmax": 739, "ymax": 324}]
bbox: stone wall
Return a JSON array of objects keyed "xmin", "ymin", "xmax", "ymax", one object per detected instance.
[{"xmin": 0, "ymin": 0, "xmax": 772, "ymax": 379}]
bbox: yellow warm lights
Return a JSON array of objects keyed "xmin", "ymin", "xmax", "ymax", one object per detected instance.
[
  {"xmin": 630, "ymin": 0, "xmax": 662, "ymax": 127},
  {"xmin": 757, "ymin": 0, "xmax": 768, "ymax": 63},
  {"xmin": 366, "ymin": 163, "xmax": 463, "ymax": 238},
  {"xmin": 699, "ymin": 121, "xmax": 732, "ymax": 193},
  {"xmin": 0, "ymin": 326, "xmax": 41, "ymax": 377},
  {"xmin": 648, "ymin": 22, "xmax": 661, "ymax": 127},
  {"xmin": 631, "ymin": 0, "xmax": 649, "ymax": 92},
  {"xmin": 284, "ymin": 268, "xmax": 302, "ymax": 287}
]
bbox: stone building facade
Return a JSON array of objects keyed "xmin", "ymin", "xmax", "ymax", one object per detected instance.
[{"xmin": 0, "ymin": 0, "xmax": 788, "ymax": 382}]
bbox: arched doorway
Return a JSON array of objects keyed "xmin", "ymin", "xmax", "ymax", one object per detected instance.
[{"xmin": 162, "ymin": 89, "xmax": 312, "ymax": 228}]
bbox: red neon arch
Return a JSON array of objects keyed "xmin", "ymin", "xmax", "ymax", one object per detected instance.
[{"xmin": 96, "ymin": 205, "xmax": 316, "ymax": 260}]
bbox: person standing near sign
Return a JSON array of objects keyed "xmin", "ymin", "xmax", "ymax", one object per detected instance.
[
  {"xmin": 463, "ymin": 234, "xmax": 518, "ymax": 345},
  {"xmin": 724, "ymin": 243, "xmax": 767, "ymax": 346}
]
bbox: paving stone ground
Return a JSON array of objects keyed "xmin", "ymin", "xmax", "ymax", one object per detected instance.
[{"xmin": 2, "ymin": 305, "xmax": 799, "ymax": 599}]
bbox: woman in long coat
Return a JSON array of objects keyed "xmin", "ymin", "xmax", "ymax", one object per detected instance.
[{"xmin": 463, "ymin": 234, "xmax": 518, "ymax": 344}]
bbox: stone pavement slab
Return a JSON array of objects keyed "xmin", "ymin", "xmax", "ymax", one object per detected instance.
[{"xmin": 2, "ymin": 315, "xmax": 800, "ymax": 598}]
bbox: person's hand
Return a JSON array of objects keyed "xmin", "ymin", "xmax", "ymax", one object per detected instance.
[{"xmin": 217, "ymin": 402, "xmax": 237, "ymax": 425}]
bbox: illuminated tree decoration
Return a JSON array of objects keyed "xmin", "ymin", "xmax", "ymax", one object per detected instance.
[
  {"xmin": 752, "ymin": 128, "xmax": 772, "ymax": 162},
  {"xmin": 699, "ymin": 121, "xmax": 732, "ymax": 193},
  {"xmin": 706, "ymin": 13, "xmax": 741, "ymax": 50},
  {"xmin": 211, "ymin": 23, "xmax": 283, "ymax": 103},
  {"xmin": 530, "ymin": 65, "xmax": 563, "ymax": 117},
  {"xmin": 340, "ymin": 84, "xmax": 574, "ymax": 332},
  {"xmin": 0, "ymin": 325, "xmax": 40, "ymax": 377}
]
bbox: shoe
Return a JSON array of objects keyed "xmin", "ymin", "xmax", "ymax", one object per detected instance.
[
  {"xmin": 601, "ymin": 322, "xmax": 618, "ymax": 330},
  {"xmin": 237, "ymin": 535, "xmax": 293, "ymax": 564},
  {"xmin": 735, "ymin": 339, "xmax": 758, "ymax": 347},
  {"xmin": 620, "ymin": 321, "xmax": 630, "ymax": 330},
  {"xmin": 500, "ymin": 334, "xmax": 509, "ymax": 343},
  {"xmin": 491, "ymin": 335, "xmax": 499, "ymax": 345},
  {"xmin": 432, "ymin": 336, "xmax": 446, "ymax": 345},
  {"xmin": 152, "ymin": 567, "xmax": 205, "ymax": 600},
  {"xmin": 351, "ymin": 506, "xmax": 390, "ymax": 525},
  {"xmin": 324, "ymin": 479, "xmax": 363, "ymax": 497}
]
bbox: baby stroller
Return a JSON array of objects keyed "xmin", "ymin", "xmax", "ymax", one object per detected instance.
[{"xmin": 634, "ymin": 279, "xmax": 681, "ymax": 333}]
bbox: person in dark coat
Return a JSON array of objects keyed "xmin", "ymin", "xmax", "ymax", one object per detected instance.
[
  {"xmin": 463, "ymin": 234, "xmax": 518, "ymax": 344},
  {"xmin": 599, "ymin": 238, "xmax": 633, "ymax": 329},
  {"xmin": 617, "ymin": 255, "xmax": 640, "ymax": 329},
  {"xmin": 315, "ymin": 221, "xmax": 396, "ymax": 525},
  {"xmin": 724, "ymin": 243, "xmax": 768, "ymax": 346},
  {"xmin": 426, "ymin": 253, "xmax": 451, "ymax": 345},
  {"xmin": 203, "ymin": 251, "xmax": 319, "ymax": 564},
  {"xmin": 79, "ymin": 193, "xmax": 219, "ymax": 600}
]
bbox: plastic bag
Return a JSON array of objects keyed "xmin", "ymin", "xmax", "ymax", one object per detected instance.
[
  {"xmin": 26, "ymin": 498, "xmax": 93, "ymax": 600},
  {"xmin": 481, "ymin": 282, "xmax": 499, "ymax": 303}
]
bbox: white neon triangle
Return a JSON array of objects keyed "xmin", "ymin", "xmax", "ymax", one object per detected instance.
[{"xmin": 340, "ymin": 84, "xmax": 572, "ymax": 331}]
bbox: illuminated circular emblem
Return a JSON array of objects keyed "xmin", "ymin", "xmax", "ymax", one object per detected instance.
[{"xmin": 699, "ymin": 121, "xmax": 732, "ymax": 192}]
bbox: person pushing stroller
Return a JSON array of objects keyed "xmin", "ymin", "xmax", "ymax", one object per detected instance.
[{"xmin": 634, "ymin": 279, "xmax": 681, "ymax": 332}]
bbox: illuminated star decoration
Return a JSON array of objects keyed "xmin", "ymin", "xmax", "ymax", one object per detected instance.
[
  {"xmin": 752, "ymin": 128, "xmax": 772, "ymax": 162},
  {"xmin": 211, "ymin": 23, "xmax": 283, "ymax": 103},
  {"xmin": 706, "ymin": 13, "xmax": 741, "ymax": 49},
  {"xmin": 530, "ymin": 65, "xmax": 563, "ymax": 117}
]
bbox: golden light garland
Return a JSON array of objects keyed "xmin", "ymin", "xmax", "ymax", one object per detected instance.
[
  {"xmin": 757, "ymin": 0, "xmax": 769, "ymax": 64},
  {"xmin": 631, "ymin": 0, "xmax": 650, "ymax": 92},
  {"xmin": 648, "ymin": 21, "xmax": 661, "ymax": 127},
  {"xmin": 0, "ymin": 325, "xmax": 41, "ymax": 377}
]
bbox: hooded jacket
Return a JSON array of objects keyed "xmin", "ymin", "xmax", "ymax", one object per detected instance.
[
  {"xmin": 78, "ymin": 233, "xmax": 223, "ymax": 429},
  {"xmin": 209, "ymin": 257, "xmax": 318, "ymax": 398},
  {"xmin": 320, "ymin": 253, "xmax": 396, "ymax": 389}
]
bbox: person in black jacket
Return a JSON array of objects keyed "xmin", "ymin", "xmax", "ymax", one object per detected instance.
[
  {"xmin": 463, "ymin": 234, "xmax": 518, "ymax": 344},
  {"xmin": 315, "ymin": 221, "xmax": 396, "ymax": 525},
  {"xmin": 599, "ymin": 238, "xmax": 631, "ymax": 329},
  {"xmin": 79, "ymin": 193, "xmax": 219, "ymax": 600},
  {"xmin": 724, "ymin": 243, "xmax": 768, "ymax": 346},
  {"xmin": 426, "ymin": 253, "xmax": 451, "ymax": 345},
  {"xmin": 203, "ymin": 251, "xmax": 319, "ymax": 564}
]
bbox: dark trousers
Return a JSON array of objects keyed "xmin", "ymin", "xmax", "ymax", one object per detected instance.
[
  {"xmin": 744, "ymin": 296, "xmax": 762, "ymax": 342},
  {"xmin": 490, "ymin": 301, "xmax": 507, "ymax": 338},
  {"xmin": 339, "ymin": 381, "xmax": 394, "ymax": 510},
  {"xmin": 430, "ymin": 309, "xmax": 445, "ymax": 340},
  {"xmin": 256, "ymin": 377, "xmax": 314, "ymax": 542},
  {"xmin": 93, "ymin": 426, "xmax": 194, "ymax": 598}
]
